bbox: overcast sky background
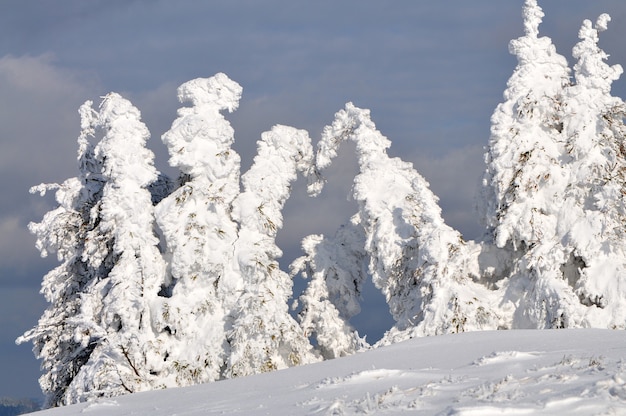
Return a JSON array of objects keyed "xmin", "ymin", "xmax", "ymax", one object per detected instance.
[{"xmin": 2, "ymin": 0, "xmax": 626, "ymax": 400}]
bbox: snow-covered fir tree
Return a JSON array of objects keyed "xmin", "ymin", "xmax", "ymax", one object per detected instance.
[
  {"xmin": 65, "ymin": 93, "xmax": 168, "ymax": 402},
  {"xmin": 19, "ymin": 94, "xmax": 167, "ymax": 406},
  {"xmin": 310, "ymin": 103, "xmax": 504, "ymax": 345},
  {"xmin": 153, "ymin": 74, "xmax": 244, "ymax": 386},
  {"xmin": 155, "ymin": 75, "xmax": 322, "ymax": 382},
  {"xmin": 17, "ymin": 102, "xmax": 106, "ymax": 407},
  {"xmin": 291, "ymin": 216, "xmax": 369, "ymax": 359},
  {"xmin": 557, "ymin": 14, "xmax": 626, "ymax": 328},
  {"xmin": 225, "ymin": 125, "xmax": 319, "ymax": 377},
  {"xmin": 482, "ymin": 0, "xmax": 571, "ymax": 249},
  {"xmin": 481, "ymin": 0, "xmax": 584, "ymax": 329},
  {"xmin": 483, "ymin": 1, "xmax": 626, "ymax": 330}
]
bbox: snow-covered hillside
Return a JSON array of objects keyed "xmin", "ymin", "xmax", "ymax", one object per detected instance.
[{"xmin": 30, "ymin": 329, "xmax": 626, "ymax": 415}]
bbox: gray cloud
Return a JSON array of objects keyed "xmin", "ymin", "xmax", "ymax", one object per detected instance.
[
  {"xmin": 0, "ymin": 287, "xmax": 47, "ymax": 398},
  {"xmin": 0, "ymin": 55, "xmax": 101, "ymax": 277}
]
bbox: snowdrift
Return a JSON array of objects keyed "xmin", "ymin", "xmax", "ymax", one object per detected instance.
[{"xmin": 30, "ymin": 329, "xmax": 626, "ymax": 415}]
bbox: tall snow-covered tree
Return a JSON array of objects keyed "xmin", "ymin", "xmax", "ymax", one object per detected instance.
[
  {"xmin": 291, "ymin": 216, "xmax": 369, "ymax": 359},
  {"xmin": 482, "ymin": 0, "xmax": 570, "ymax": 249},
  {"xmin": 20, "ymin": 93, "xmax": 167, "ymax": 406},
  {"xmin": 17, "ymin": 102, "xmax": 105, "ymax": 408},
  {"xmin": 225, "ymin": 125, "xmax": 319, "ymax": 378},
  {"xmin": 557, "ymin": 14, "xmax": 626, "ymax": 328},
  {"xmin": 153, "ymin": 73, "xmax": 244, "ymax": 385},
  {"xmin": 481, "ymin": 0, "xmax": 584, "ymax": 329},
  {"xmin": 311, "ymin": 103, "xmax": 504, "ymax": 345},
  {"xmin": 64, "ymin": 93, "xmax": 168, "ymax": 402}
]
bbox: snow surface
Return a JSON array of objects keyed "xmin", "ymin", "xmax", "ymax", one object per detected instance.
[{"xmin": 29, "ymin": 329, "xmax": 626, "ymax": 415}]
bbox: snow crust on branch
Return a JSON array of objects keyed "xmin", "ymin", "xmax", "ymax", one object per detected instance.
[
  {"xmin": 573, "ymin": 15, "xmax": 623, "ymax": 92},
  {"xmin": 164, "ymin": 73, "xmax": 242, "ymax": 181}
]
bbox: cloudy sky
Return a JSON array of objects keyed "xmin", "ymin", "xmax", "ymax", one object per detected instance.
[{"xmin": 2, "ymin": 0, "xmax": 626, "ymax": 400}]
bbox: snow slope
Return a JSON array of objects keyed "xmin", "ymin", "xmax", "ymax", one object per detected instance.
[{"xmin": 30, "ymin": 329, "xmax": 626, "ymax": 415}]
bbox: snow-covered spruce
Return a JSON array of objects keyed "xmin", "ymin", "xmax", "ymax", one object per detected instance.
[
  {"xmin": 153, "ymin": 74, "xmax": 244, "ymax": 386},
  {"xmin": 310, "ymin": 103, "xmax": 504, "ymax": 344},
  {"xmin": 482, "ymin": 0, "xmax": 626, "ymax": 329},
  {"xmin": 481, "ymin": 0, "xmax": 582, "ymax": 329},
  {"xmin": 226, "ymin": 125, "xmax": 319, "ymax": 377},
  {"xmin": 557, "ymin": 14, "xmax": 626, "ymax": 329},
  {"xmin": 19, "ymin": 94, "xmax": 168, "ymax": 406},
  {"xmin": 154, "ymin": 74, "xmax": 319, "ymax": 383},
  {"xmin": 482, "ymin": 0, "xmax": 571, "ymax": 251},
  {"xmin": 21, "ymin": 1, "xmax": 626, "ymax": 408},
  {"xmin": 66, "ymin": 93, "xmax": 168, "ymax": 402}
]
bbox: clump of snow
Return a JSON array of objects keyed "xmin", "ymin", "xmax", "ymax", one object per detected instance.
[{"xmin": 521, "ymin": 0, "xmax": 544, "ymax": 39}]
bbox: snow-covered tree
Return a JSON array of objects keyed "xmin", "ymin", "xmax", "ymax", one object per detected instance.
[
  {"xmin": 225, "ymin": 125, "xmax": 319, "ymax": 377},
  {"xmin": 291, "ymin": 216, "xmax": 369, "ymax": 359},
  {"xmin": 311, "ymin": 103, "xmax": 504, "ymax": 344},
  {"xmin": 17, "ymin": 102, "xmax": 105, "ymax": 407},
  {"xmin": 19, "ymin": 94, "xmax": 167, "ymax": 406},
  {"xmin": 482, "ymin": 0, "xmax": 570, "ymax": 249},
  {"xmin": 481, "ymin": 0, "xmax": 584, "ymax": 329},
  {"xmin": 153, "ymin": 74, "xmax": 244, "ymax": 385},
  {"xmin": 483, "ymin": 2, "xmax": 626, "ymax": 330},
  {"xmin": 64, "ymin": 93, "xmax": 168, "ymax": 402},
  {"xmin": 557, "ymin": 14, "xmax": 626, "ymax": 328}
]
